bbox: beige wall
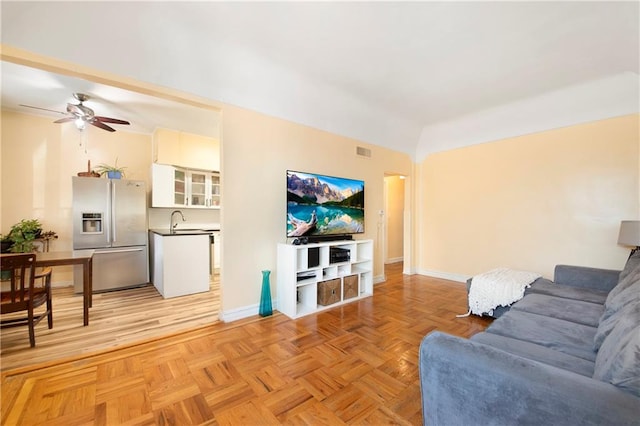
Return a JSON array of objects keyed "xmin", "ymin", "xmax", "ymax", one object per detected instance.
[
  {"xmin": 1, "ymin": 110, "xmax": 152, "ymax": 282},
  {"xmin": 417, "ymin": 114, "xmax": 640, "ymax": 280},
  {"xmin": 220, "ymin": 104, "xmax": 413, "ymax": 316},
  {"xmin": 385, "ymin": 175, "xmax": 404, "ymax": 262}
]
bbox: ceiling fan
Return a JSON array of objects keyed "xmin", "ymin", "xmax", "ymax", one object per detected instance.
[{"xmin": 21, "ymin": 93, "xmax": 130, "ymax": 132}]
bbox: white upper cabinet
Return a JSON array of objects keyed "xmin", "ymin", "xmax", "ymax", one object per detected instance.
[
  {"xmin": 152, "ymin": 164, "xmax": 220, "ymax": 209},
  {"xmin": 153, "ymin": 128, "xmax": 220, "ymax": 171}
]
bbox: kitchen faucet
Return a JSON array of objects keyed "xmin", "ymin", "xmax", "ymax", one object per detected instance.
[{"xmin": 170, "ymin": 210, "xmax": 186, "ymax": 234}]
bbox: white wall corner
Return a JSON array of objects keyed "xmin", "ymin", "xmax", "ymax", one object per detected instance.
[
  {"xmin": 415, "ymin": 72, "xmax": 640, "ymax": 162},
  {"xmin": 402, "ymin": 266, "xmax": 417, "ymax": 275},
  {"xmin": 374, "ymin": 274, "xmax": 386, "ymax": 284}
]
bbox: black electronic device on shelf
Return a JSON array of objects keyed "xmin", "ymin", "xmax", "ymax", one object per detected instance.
[
  {"xmin": 308, "ymin": 247, "xmax": 320, "ymax": 268},
  {"xmin": 307, "ymin": 234, "xmax": 353, "ymax": 243},
  {"xmin": 329, "ymin": 247, "xmax": 350, "ymax": 264},
  {"xmin": 296, "ymin": 271, "xmax": 316, "ymax": 282}
]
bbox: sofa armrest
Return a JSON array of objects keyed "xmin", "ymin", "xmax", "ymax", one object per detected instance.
[
  {"xmin": 419, "ymin": 332, "xmax": 639, "ymax": 426},
  {"xmin": 554, "ymin": 265, "xmax": 620, "ymax": 292}
]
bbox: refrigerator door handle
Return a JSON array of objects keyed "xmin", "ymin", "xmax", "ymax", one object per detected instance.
[
  {"xmin": 105, "ymin": 182, "xmax": 113, "ymax": 245},
  {"xmin": 96, "ymin": 248, "xmax": 145, "ymax": 254},
  {"xmin": 111, "ymin": 181, "xmax": 117, "ymax": 243}
]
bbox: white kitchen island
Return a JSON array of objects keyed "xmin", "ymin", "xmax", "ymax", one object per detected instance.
[{"xmin": 149, "ymin": 230, "xmax": 210, "ymax": 298}]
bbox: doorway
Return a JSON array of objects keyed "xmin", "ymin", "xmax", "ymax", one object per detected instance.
[{"xmin": 383, "ymin": 174, "xmax": 406, "ymax": 269}]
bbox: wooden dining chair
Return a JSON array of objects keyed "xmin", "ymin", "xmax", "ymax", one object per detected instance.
[{"xmin": 0, "ymin": 253, "xmax": 53, "ymax": 347}]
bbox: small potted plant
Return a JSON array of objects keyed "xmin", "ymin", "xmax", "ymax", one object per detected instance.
[
  {"xmin": 1, "ymin": 234, "xmax": 13, "ymax": 253},
  {"xmin": 7, "ymin": 219, "xmax": 43, "ymax": 253},
  {"xmin": 0, "ymin": 235, "xmax": 10, "ymax": 279},
  {"xmin": 95, "ymin": 158, "xmax": 126, "ymax": 179}
]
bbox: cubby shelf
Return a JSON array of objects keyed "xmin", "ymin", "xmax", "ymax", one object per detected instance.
[{"xmin": 276, "ymin": 239, "xmax": 374, "ymax": 319}]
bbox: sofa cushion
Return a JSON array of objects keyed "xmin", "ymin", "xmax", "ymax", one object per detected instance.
[
  {"xmin": 603, "ymin": 267, "xmax": 640, "ymax": 312},
  {"xmin": 594, "ymin": 279, "xmax": 640, "ymax": 351},
  {"xmin": 604, "ymin": 274, "xmax": 640, "ymax": 315},
  {"xmin": 618, "ymin": 250, "xmax": 640, "ymax": 282},
  {"xmin": 554, "ymin": 265, "xmax": 622, "ymax": 292},
  {"xmin": 510, "ymin": 294, "xmax": 604, "ymax": 327},
  {"xmin": 594, "ymin": 301, "xmax": 640, "ymax": 352},
  {"xmin": 527, "ymin": 280, "xmax": 608, "ymax": 304},
  {"xmin": 488, "ymin": 305, "xmax": 510, "ymax": 319},
  {"xmin": 485, "ymin": 310, "xmax": 598, "ymax": 361},
  {"xmin": 593, "ymin": 317, "xmax": 640, "ymax": 397},
  {"xmin": 604, "ymin": 264, "xmax": 640, "ymax": 310},
  {"xmin": 471, "ymin": 332, "xmax": 595, "ymax": 377}
]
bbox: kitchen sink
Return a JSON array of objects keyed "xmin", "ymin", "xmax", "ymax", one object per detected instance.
[
  {"xmin": 150, "ymin": 228, "xmax": 219, "ymax": 236},
  {"xmin": 171, "ymin": 229, "xmax": 213, "ymax": 234}
]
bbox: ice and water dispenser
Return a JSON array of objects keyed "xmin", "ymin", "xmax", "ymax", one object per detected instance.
[{"xmin": 81, "ymin": 213, "xmax": 103, "ymax": 234}]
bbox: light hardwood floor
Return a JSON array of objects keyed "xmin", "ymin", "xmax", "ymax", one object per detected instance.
[
  {"xmin": 1, "ymin": 263, "xmax": 491, "ymax": 425},
  {"xmin": 1, "ymin": 275, "xmax": 221, "ymax": 372}
]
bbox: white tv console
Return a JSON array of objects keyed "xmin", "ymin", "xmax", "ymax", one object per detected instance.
[{"xmin": 276, "ymin": 239, "xmax": 374, "ymax": 319}]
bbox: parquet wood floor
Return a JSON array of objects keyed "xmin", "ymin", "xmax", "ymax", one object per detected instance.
[{"xmin": 1, "ymin": 263, "xmax": 491, "ymax": 425}]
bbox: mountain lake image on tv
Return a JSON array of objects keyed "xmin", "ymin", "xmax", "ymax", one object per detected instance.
[{"xmin": 287, "ymin": 170, "xmax": 365, "ymax": 238}]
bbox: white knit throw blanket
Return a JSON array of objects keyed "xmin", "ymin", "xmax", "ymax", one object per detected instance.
[{"xmin": 459, "ymin": 268, "xmax": 541, "ymax": 317}]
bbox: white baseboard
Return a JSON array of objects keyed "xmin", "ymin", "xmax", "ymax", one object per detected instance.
[
  {"xmin": 218, "ymin": 303, "xmax": 260, "ymax": 322},
  {"xmin": 218, "ymin": 298, "xmax": 280, "ymax": 322},
  {"xmin": 416, "ymin": 268, "xmax": 470, "ymax": 283},
  {"xmin": 385, "ymin": 257, "xmax": 403, "ymax": 264},
  {"xmin": 374, "ymin": 274, "xmax": 386, "ymax": 284}
]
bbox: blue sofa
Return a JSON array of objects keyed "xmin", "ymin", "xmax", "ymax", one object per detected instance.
[{"xmin": 419, "ymin": 253, "xmax": 640, "ymax": 425}]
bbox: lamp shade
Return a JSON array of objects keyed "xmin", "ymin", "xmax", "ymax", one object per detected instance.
[{"xmin": 618, "ymin": 221, "xmax": 640, "ymax": 246}]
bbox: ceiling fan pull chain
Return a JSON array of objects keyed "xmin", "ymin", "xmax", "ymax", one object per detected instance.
[{"xmin": 79, "ymin": 131, "xmax": 88, "ymax": 154}]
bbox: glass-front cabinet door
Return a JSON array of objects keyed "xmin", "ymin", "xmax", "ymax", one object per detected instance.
[
  {"xmin": 189, "ymin": 171, "xmax": 208, "ymax": 207},
  {"xmin": 208, "ymin": 173, "xmax": 221, "ymax": 207},
  {"xmin": 173, "ymin": 169, "xmax": 187, "ymax": 206}
]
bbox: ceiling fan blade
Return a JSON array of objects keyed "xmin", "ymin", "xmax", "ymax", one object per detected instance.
[
  {"xmin": 19, "ymin": 104, "xmax": 67, "ymax": 115},
  {"xmin": 53, "ymin": 117, "xmax": 75, "ymax": 124},
  {"xmin": 95, "ymin": 116, "xmax": 130, "ymax": 125},
  {"xmin": 90, "ymin": 120, "xmax": 116, "ymax": 132}
]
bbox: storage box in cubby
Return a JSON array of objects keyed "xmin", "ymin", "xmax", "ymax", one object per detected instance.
[
  {"xmin": 343, "ymin": 274, "xmax": 358, "ymax": 300},
  {"xmin": 317, "ymin": 278, "xmax": 340, "ymax": 306}
]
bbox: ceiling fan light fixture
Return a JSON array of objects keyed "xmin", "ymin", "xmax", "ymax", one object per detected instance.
[{"xmin": 75, "ymin": 117, "xmax": 86, "ymax": 131}]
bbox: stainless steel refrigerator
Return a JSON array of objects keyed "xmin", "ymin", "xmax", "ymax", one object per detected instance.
[{"xmin": 72, "ymin": 176, "xmax": 149, "ymax": 293}]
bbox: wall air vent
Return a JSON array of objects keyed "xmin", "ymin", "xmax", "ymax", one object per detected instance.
[{"xmin": 356, "ymin": 146, "xmax": 372, "ymax": 159}]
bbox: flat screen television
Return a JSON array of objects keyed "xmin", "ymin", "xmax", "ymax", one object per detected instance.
[{"xmin": 287, "ymin": 170, "xmax": 364, "ymax": 239}]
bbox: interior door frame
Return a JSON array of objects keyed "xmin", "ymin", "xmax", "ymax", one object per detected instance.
[{"xmin": 383, "ymin": 173, "xmax": 410, "ymax": 273}]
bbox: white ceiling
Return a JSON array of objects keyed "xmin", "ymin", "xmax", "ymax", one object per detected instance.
[{"xmin": 1, "ymin": 1, "xmax": 638, "ymax": 157}]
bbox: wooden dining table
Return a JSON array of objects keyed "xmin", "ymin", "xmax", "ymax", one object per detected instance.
[{"xmin": 35, "ymin": 250, "xmax": 94, "ymax": 326}]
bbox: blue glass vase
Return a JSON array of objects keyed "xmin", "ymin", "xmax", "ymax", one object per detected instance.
[{"xmin": 259, "ymin": 270, "xmax": 273, "ymax": 317}]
